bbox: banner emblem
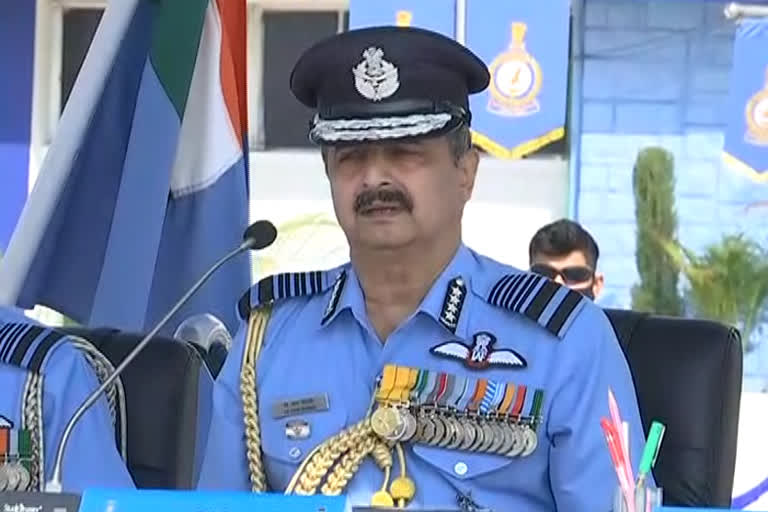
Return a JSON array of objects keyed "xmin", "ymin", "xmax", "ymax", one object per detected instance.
[
  {"xmin": 487, "ymin": 22, "xmax": 542, "ymax": 118},
  {"xmin": 745, "ymin": 67, "xmax": 768, "ymax": 147},
  {"xmin": 395, "ymin": 10, "xmax": 413, "ymax": 26}
]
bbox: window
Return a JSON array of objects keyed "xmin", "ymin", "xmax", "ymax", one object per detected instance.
[
  {"xmin": 35, "ymin": 0, "xmax": 569, "ymax": 159},
  {"xmin": 61, "ymin": 8, "xmax": 104, "ymax": 113},
  {"xmin": 260, "ymin": 11, "xmax": 348, "ymax": 148}
]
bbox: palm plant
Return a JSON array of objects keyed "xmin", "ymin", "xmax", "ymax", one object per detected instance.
[{"xmin": 661, "ymin": 234, "xmax": 768, "ymax": 350}]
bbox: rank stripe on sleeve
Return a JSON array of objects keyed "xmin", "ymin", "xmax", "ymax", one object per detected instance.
[
  {"xmin": 8, "ymin": 326, "xmax": 44, "ymax": 367},
  {"xmin": 27, "ymin": 330, "xmax": 68, "ymax": 374},
  {"xmin": 487, "ymin": 273, "xmax": 585, "ymax": 339},
  {"xmin": 0, "ymin": 323, "xmax": 29, "ymax": 363},
  {"xmin": 239, "ymin": 269, "xmax": 340, "ymax": 319},
  {"xmin": 0, "ymin": 323, "xmax": 69, "ymax": 374},
  {"xmin": 254, "ymin": 270, "xmax": 326, "ymax": 307}
]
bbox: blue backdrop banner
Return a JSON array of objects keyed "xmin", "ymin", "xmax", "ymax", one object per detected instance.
[
  {"xmin": 723, "ymin": 18, "xmax": 768, "ymax": 182},
  {"xmin": 466, "ymin": 0, "xmax": 570, "ymax": 158},
  {"xmin": 349, "ymin": 0, "xmax": 455, "ymax": 36}
]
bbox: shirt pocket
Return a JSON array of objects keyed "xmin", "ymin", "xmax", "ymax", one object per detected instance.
[
  {"xmin": 259, "ymin": 398, "xmax": 349, "ymax": 490},
  {"xmin": 412, "ymin": 444, "xmax": 514, "ymax": 481}
]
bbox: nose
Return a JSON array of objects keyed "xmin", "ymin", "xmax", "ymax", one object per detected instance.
[
  {"xmin": 553, "ymin": 275, "xmax": 566, "ymax": 285},
  {"xmin": 360, "ymin": 148, "xmax": 394, "ymax": 188}
]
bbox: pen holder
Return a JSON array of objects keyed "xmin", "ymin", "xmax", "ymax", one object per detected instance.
[{"xmin": 613, "ymin": 484, "xmax": 663, "ymax": 512}]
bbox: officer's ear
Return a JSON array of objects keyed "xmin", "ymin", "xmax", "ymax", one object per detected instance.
[
  {"xmin": 320, "ymin": 146, "xmax": 332, "ymax": 176},
  {"xmin": 457, "ymin": 145, "xmax": 479, "ymax": 202}
]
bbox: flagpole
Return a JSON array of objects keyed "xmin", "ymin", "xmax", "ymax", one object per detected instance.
[
  {"xmin": 455, "ymin": 0, "xmax": 466, "ymax": 45},
  {"xmin": 724, "ymin": 2, "xmax": 768, "ymax": 19}
]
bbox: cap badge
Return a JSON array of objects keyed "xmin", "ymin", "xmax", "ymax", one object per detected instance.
[{"xmin": 353, "ymin": 47, "xmax": 399, "ymax": 102}]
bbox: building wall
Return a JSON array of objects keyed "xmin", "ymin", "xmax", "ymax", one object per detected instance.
[
  {"xmin": 576, "ymin": 0, "xmax": 768, "ymax": 385},
  {"xmin": 0, "ymin": 1, "xmax": 36, "ymax": 251}
]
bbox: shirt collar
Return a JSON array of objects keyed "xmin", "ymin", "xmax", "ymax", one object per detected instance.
[
  {"xmin": 319, "ymin": 244, "xmax": 476, "ymax": 339},
  {"xmin": 414, "ymin": 243, "xmax": 475, "ymax": 339}
]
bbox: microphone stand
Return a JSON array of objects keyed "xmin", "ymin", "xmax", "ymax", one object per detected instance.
[{"xmin": 45, "ymin": 240, "xmax": 254, "ymax": 492}]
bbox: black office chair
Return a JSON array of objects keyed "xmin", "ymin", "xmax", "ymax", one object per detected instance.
[
  {"xmin": 64, "ymin": 327, "xmax": 214, "ymax": 489},
  {"xmin": 605, "ymin": 309, "xmax": 743, "ymax": 508}
]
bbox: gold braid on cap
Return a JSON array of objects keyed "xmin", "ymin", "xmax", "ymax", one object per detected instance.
[{"xmin": 240, "ymin": 305, "xmax": 272, "ymax": 492}]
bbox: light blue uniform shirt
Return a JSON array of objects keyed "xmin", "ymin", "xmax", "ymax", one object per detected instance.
[
  {"xmin": 199, "ymin": 245, "xmax": 649, "ymax": 511},
  {"xmin": 0, "ymin": 307, "xmax": 134, "ymax": 492}
]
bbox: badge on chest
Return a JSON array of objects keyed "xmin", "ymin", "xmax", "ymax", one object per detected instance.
[
  {"xmin": 371, "ymin": 364, "xmax": 543, "ymax": 458},
  {"xmin": 430, "ymin": 331, "xmax": 527, "ymax": 370},
  {"xmin": 0, "ymin": 426, "xmax": 33, "ymax": 492}
]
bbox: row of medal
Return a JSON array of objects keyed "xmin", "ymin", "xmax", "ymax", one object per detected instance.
[
  {"xmin": 370, "ymin": 365, "xmax": 544, "ymax": 457},
  {"xmin": 0, "ymin": 427, "xmax": 33, "ymax": 492}
]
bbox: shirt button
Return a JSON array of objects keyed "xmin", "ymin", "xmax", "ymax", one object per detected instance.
[
  {"xmin": 289, "ymin": 447, "xmax": 302, "ymax": 460},
  {"xmin": 454, "ymin": 462, "xmax": 468, "ymax": 476}
]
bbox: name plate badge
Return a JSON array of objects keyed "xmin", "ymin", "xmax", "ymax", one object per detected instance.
[
  {"xmin": 272, "ymin": 393, "xmax": 330, "ymax": 419},
  {"xmin": 78, "ymin": 489, "xmax": 350, "ymax": 512},
  {"xmin": 0, "ymin": 492, "xmax": 81, "ymax": 512}
]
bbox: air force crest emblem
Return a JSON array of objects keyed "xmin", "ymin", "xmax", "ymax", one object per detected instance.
[
  {"xmin": 487, "ymin": 22, "xmax": 542, "ymax": 117},
  {"xmin": 745, "ymin": 66, "xmax": 768, "ymax": 146},
  {"xmin": 430, "ymin": 332, "xmax": 527, "ymax": 370},
  {"xmin": 353, "ymin": 47, "xmax": 400, "ymax": 102}
]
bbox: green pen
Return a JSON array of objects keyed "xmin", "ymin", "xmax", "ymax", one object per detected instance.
[{"xmin": 637, "ymin": 421, "xmax": 666, "ymax": 485}]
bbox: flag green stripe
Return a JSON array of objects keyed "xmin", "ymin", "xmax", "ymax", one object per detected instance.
[{"xmin": 149, "ymin": 0, "xmax": 209, "ymax": 118}]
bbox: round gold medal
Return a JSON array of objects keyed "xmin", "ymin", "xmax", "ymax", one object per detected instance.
[
  {"xmin": 497, "ymin": 423, "xmax": 516, "ymax": 454},
  {"xmin": 16, "ymin": 464, "xmax": 30, "ymax": 491},
  {"xmin": 371, "ymin": 406, "xmax": 402, "ymax": 439},
  {"xmin": 429, "ymin": 415, "xmax": 447, "ymax": 446},
  {"xmin": 0, "ymin": 465, "xmax": 8, "ymax": 492},
  {"xmin": 468, "ymin": 420, "xmax": 486, "ymax": 452},
  {"xmin": 488, "ymin": 422, "xmax": 506, "ymax": 453},
  {"xmin": 400, "ymin": 409, "xmax": 418, "ymax": 442},
  {"xmin": 506, "ymin": 425, "xmax": 525, "ymax": 457},
  {"xmin": 521, "ymin": 427, "xmax": 538, "ymax": 457}
]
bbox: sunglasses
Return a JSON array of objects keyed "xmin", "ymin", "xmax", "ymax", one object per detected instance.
[{"xmin": 530, "ymin": 264, "xmax": 594, "ymax": 285}]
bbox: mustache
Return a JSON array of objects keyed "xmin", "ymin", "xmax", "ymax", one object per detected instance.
[{"xmin": 354, "ymin": 188, "xmax": 413, "ymax": 213}]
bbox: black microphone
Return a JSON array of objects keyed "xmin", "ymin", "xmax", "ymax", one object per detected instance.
[{"xmin": 44, "ymin": 220, "xmax": 277, "ymax": 492}]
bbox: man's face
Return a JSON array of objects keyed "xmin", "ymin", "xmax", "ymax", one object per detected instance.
[
  {"xmin": 323, "ymin": 135, "xmax": 478, "ymax": 252},
  {"xmin": 530, "ymin": 250, "xmax": 604, "ymax": 300}
]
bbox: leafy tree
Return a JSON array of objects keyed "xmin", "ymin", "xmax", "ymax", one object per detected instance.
[{"xmin": 630, "ymin": 147, "xmax": 685, "ymax": 316}]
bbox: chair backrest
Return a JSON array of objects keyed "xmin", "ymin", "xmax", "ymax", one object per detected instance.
[
  {"xmin": 64, "ymin": 327, "xmax": 214, "ymax": 489},
  {"xmin": 604, "ymin": 309, "xmax": 743, "ymax": 508}
]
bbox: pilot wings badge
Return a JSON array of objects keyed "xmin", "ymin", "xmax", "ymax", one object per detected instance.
[
  {"xmin": 430, "ymin": 331, "xmax": 527, "ymax": 370},
  {"xmin": 353, "ymin": 47, "xmax": 400, "ymax": 102}
]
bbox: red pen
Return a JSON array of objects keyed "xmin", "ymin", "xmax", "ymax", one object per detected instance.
[{"xmin": 601, "ymin": 417, "xmax": 635, "ymax": 512}]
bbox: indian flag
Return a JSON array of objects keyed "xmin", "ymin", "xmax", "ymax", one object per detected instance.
[{"xmin": 0, "ymin": 0, "xmax": 251, "ymax": 336}]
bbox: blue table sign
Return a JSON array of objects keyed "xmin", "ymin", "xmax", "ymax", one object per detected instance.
[
  {"xmin": 78, "ymin": 489, "xmax": 351, "ymax": 512},
  {"xmin": 658, "ymin": 508, "xmax": 768, "ymax": 512}
]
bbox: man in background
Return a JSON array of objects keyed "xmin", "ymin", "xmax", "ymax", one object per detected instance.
[{"xmin": 529, "ymin": 218, "xmax": 604, "ymax": 301}]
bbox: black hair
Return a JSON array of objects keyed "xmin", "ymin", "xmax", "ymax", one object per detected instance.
[{"xmin": 528, "ymin": 219, "xmax": 600, "ymax": 268}]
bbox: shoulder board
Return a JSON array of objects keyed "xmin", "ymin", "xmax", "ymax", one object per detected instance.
[
  {"xmin": 238, "ymin": 268, "xmax": 344, "ymax": 319},
  {"xmin": 485, "ymin": 272, "xmax": 586, "ymax": 340},
  {"xmin": 0, "ymin": 321, "xmax": 70, "ymax": 373}
]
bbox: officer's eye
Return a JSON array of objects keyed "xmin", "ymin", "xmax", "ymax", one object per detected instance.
[{"xmin": 335, "ymin": 148, "xmax": 364, "ymax": 163}]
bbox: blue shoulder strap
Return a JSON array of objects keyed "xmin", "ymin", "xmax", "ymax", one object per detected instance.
[
  {"xmin": 0, "ymin": 321, "xmax": 69, "ymax": 373},
  {"xmin": 238, "ymin": 268, "xmax": 345, "ymax": 319},
  {"xmin": 484, "ymin": 272, "xmax": 586, "ymax": 340}
]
